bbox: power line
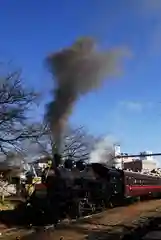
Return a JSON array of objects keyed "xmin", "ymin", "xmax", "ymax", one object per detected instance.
[{"xmin": 115, "ymin": 153, "xmax": 161, "ymax": 159}]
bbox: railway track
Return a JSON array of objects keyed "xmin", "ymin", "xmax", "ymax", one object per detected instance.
[
  {"xmin": 141, "ymin": 219, "xmax": 161, "ymax": 240},
  {"xmin": 0, "ymin": 199, "xmax": 161, "ymax": 239},
  {"xmin": 122, "ymin": 216, "xmax": 161, "ymax": 240}
]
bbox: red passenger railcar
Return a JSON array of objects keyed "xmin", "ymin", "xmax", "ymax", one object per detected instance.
[{"xmin": 123, "ymin": 170, "xmax": 161, "ymax": 198}]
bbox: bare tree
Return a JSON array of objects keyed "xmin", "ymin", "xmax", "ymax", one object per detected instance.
[
  {"xmin": 29, "ymin": 125, "xmax": 97, "ymax": 162},
  {"xmin": 0, "ymin": 67, "xmax": 41, "ymax": 154},
  {"xmin": 62, "ymin": 126, "xmax": 96, "ymax": 161}
]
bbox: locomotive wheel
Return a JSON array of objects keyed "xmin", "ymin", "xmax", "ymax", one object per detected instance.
[
  {"xmin": 100, "ymin": 200, "xmax": 106, "ymax": 211},
  {"xmin": 91, "ymin": 204, "xmax": 96, "ymax": 213},
  {"xmin": 108, "ymin": 201, "xmax": 114, "ymax": 208},
  {"xmin": 103, "ymin": 198, "xmax": 113, "ymax": 209},
  {"xmin": 78, "ymin": 200, "xmax": 85, "ymax": 217},
  {"xmin": 69, "ymin": 200, "xmax": 84, "ymax": 219}
]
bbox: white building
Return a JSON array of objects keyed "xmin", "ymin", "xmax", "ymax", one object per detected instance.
[
  {"xmin": 140, "ymin": 151, "xmax": 153, "ymax": 161},
  {"xmin": 114, "ymin": 144, "xmax": 121, "ymax": 156},
  {"xmin": 139, "ymin": 151, "xmax": 157, "ymax": 172},
  {"xmin": 142, "ymin": 159, "xmax": 157, "ymax": 172},
  {"xmin": 113, "ymin": 144, "xmax": 123, "ymax": 169}
]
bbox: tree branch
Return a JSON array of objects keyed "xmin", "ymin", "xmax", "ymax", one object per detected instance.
[{"xmin": 0, "ymin": 65, "xmax": 41, "ymax": 155}]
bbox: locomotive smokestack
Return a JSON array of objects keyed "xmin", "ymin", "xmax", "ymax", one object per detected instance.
[
  {"xmin": 53, "ymin": 153, "xmax": 62, "ymax": 168},
  {"xmin": 51, "ymin": 143, "xmax": 62, "ymax": 167}
]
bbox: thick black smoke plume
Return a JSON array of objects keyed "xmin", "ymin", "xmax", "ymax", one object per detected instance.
[{"xmin": 45, "ymin": 37, "xmax": 128, "ymax": 154}]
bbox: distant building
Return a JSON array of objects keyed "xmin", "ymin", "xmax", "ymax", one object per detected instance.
[
  {"xmin": 123, "ymin": 159, "xmax": 157, "ymax": 172},
  {"xmin": 139, "ymin": 151, "xmax": 156, "ymax": 171},
  {"xmin": 113, "ymin": 145, "xmax": 134, "ymax": 169},
  {"xmin": 114, "ymin": 144, "xmax": 121, "ymax": 156},
  {"xmin": 114, "ymin": 147, "xmax": 157, "ymax": 172},
  {"xmin": 32, "ymin": 156, "xmax": 52, "ymax": 170},
  {"xmin": 123, "ymin": 159, "xmax": 142, "ymax": 172},
  {"xmin": 113, "ymin": 144, "xmax": 122, "ymax": 169},
  {"xmin": 142, "ymin": 159, "xmax": 157, "ymax": 172}
]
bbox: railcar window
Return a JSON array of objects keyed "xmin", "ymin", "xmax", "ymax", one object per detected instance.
[
  {"xmin": 131, "ymin": 177, "xmax": 134, "ymax": 184},
  {"xmin": 126, "ymin": 176, "xmax": 130, "ymax": 185}
]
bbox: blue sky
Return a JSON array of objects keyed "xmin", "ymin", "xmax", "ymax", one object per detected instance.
[{"xmin": 1, "ymin": 0, "xmax": 161, "ymax": 155}]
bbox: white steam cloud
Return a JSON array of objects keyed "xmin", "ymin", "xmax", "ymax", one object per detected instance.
[{"xmin": 89, "ymin": 136, "xmax": 117, "ymax": 167}]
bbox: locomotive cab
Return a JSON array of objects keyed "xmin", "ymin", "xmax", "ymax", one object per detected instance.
[
  {"xmin": 107, "ymin": 169, "xmax": 124, "ymax": 205},
  {"xmin": 90, "ymin": 163, "xmax": 124, "ymax": 206}
]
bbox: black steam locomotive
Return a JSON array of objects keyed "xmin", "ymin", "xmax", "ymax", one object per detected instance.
[{"xmin": 22, "ymin": 155, "xmax": 161, "ymax": 226}]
